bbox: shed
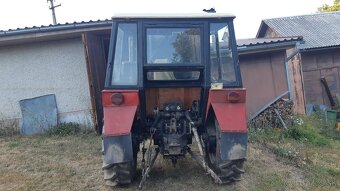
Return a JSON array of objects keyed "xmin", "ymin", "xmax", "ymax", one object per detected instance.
[
  {"xmin": 0, "ymin": 20, "xmax": 112, "ymax": 131},
  {"xmin": 257, "ymin": 11, "xmax": 340, "ymax": 108},
  {"xmin": 237, "ymin": 37, "xmax": 302, "ymax": 118}
]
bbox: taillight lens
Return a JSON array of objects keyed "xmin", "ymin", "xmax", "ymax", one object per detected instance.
[
  {"xmin": 227, "ymin": 91, "xmax": 241, "ymax": 103},
  {"xmin": 111, "ymin": 93, "xmax": 124, "ymax": 105}
]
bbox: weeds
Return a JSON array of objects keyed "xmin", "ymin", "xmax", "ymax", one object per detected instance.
[
  {"xmin": 272, "ymin": 145, "xmax": 298, "ymax": 161},
  {"xmin": 0, "ymin": 118, "xmax": 19, "ymax": 137},
  {"xmin": 285, "ymin": 125, "xmax": 330, "ymax": 146},
  {"xmin": 46, "ymin": 123, "xmax": 81, "ymax": 136},
  {"xmin": 248, "ymin": 112, "xmax": 340, "ymax": 190},
  {"xmin": 248, "ymin": 127, "xmax": 282, "ymax": 143}
]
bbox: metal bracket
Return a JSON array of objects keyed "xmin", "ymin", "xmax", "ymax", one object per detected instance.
[{"xmin": 138, "ymin": 147, "xmax": 159, "ymax": 189}]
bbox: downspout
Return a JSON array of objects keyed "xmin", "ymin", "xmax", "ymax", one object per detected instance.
[{"xmin": 284, "ymin": 42, "xmax": 300, "ymax": 100}]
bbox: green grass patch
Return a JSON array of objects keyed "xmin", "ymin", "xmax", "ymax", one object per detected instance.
[
  {"xmin": 7, "ymin": 141, "xmax": 20, "ymax": 149},
  {"xmin": 46, "ymin": 123, "xmax": 81, "ymax": 136},
  {"xmin": 255, "ymin": 173, "xmax": 288, "ymax": 191},
  {"xmin": 285, "ymin": 125, "xmax": 330, "ymax": 146},
  {"xmin": 327, "ymin": 168, "xmax": 340, "ymax": 178}
]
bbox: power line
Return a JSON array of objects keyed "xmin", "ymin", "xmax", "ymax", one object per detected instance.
[{"xmin": 47, "ymin": 0, "xmax": 61, "ymax": 25}]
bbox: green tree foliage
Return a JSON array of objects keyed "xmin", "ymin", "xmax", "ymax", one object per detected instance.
[{"xmin": 318, "ymin": 0, "xmax": 340, "ymax": 12}]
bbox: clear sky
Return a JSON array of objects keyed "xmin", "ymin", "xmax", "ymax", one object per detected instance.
[{"xmin": 0, "ymin": 0, "xmax": 333, "ymax": 39}]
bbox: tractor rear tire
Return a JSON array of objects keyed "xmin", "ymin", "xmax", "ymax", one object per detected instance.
[
  {"xmin": 103, "ymin": 145, "xmax": 138, "ymax": 186},
  {"xmin": 104, "ymin": 160, "xmax": 136, "ymax": 186},
  {"xmin": 205, "ymin": 118, "xmax": 245, "ymax": 184}
]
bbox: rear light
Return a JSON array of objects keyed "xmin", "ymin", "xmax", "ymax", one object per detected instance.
[
  {"xmin": 111, "ymin": 93, "xmax": 124, "ymax": 105},
  {"xmin": 227, "ymin": 91, "xmax": 241, "ymax": 103}
]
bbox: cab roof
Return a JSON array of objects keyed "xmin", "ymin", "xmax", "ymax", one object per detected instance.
[{"xmin": 111, "ymin": 13, "xmax": 235, "ymax": 19}]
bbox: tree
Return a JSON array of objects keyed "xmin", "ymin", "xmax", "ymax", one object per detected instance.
[{"xmin": 318, "ymin": 0, "xmax": 340, "ymax": 12}]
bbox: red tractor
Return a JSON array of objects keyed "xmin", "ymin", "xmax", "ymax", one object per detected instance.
[{"xmin": 101, "ymin": 13, "xmax": 247, "ymax": 188}]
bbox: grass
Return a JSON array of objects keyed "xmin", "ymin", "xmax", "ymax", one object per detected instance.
[
  {"xmin": 0, "ymin": 113, "xmax": 339, "ymax": 191},
  {"xmin": 248, "ymin": 113, "xmax": 340, "ymax": 190},
  {"xmin": 0, "ymin": 133, "xmax": 103, "ymax": 191},
  {"xmin": 255, "ymin": 173, "xmax": 288, "ymax": 191}
]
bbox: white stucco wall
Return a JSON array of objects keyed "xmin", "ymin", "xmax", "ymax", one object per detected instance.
[{"xmin": 0, "ymin": 38, "xmax": 93, "ymax": 127}]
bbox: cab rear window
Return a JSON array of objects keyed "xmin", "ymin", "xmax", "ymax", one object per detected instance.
[{"xmin": 147, "ymin": 28, "xmax": 201, "ymax": 65}]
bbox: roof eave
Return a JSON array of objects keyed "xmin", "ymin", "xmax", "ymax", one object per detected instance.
[
  {"xmin": 238, "ymin": 40, "xmax": 298, "ymax": 55},
  {"xmin": 0, "ymin": 25, "xmax": 111, "ymax": 47},
  {"xmin": 300, "ymin": 45, "xmax": 340, "ymax": 52}
]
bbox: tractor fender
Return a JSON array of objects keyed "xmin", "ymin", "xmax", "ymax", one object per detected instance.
[
  {"xmin": 101, "ymin": 90, "xmax": 139, "ymax": 165},
  {"xmin": 206, "ymin": 89, "xmax": 248, "ymax": 160},
  {"xmin": 210, "ymin": 103, "xmax": 248, "ymax": 161}
]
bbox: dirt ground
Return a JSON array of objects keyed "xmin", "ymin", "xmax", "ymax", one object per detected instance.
[{"xmin": 0, "ymin": 134, "xmax": 338, "ymax": 191}]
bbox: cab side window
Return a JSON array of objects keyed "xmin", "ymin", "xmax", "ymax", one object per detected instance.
[
  {"xmin": 210, "ymin": 23, "xmax": 236, "ymax": 84},
  {"xmin": 111, "ymin": 23, "xmax": 137, "ymax": 85}
]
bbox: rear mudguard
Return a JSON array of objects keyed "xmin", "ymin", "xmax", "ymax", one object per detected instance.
[
  {"xmin": 206, "ymin": 89, "xmax": 248, "ymax": 161},
  {"xmin": 102, "ymin": 90, "xmax": 139, "ymax": 165},
  {"xmin": 102, "ymin": 134, "xmax": 133, "ymax": 167}
]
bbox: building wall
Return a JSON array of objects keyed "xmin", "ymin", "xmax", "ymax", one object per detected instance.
[
  {"xmin": 302, "ymin": 48, "xmax": 340, "ymax": 106},
  {"xmin": 0, "ymin": 38, "xmax": 93, "ymax": 128},
  {"xmin": 239, "ymin": 50, "xmax": 288, "ymax": 118}
]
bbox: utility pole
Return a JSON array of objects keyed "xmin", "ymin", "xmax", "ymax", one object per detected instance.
[{"xmin": 47, "ymin": 0, "xmax": 61, "ymax": 25}]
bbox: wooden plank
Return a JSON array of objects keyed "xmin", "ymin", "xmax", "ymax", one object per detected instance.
[
  {"xmin": 145, "ymin": 88, "xmax": 200, "ymax": 114},
  {"xmin": 145, "ymin": 88, "xmax": 159, "ymax": 115},
  {"xmin": 287, "ymin": 49, "xmax": 305, "ymax": 114},
  {"xmin": 270, "ymin": 51, "xmax": 288, "ymax": 96},
  {"xmin": 334, "ymin": 50, "xmax": 340, "ymax": 67},
  {"xmin": 301, "ymin": 53, "xmax": 317, "ymax": 71},
  {"xmin": 316, "ymin": 52, "xmax": 333, "ymax": 68},
  {"xmin": 82, "ymin": 32, "xmax": 110, "ymax": 132},
  {"xmin": 240, "ymin": 53, "xmax": 276, "ymax": 117},
  {"xmin": 303, "ymin": 70, "xmax": 323, "ymax": 105},
  {"xmin": 321, "ymin": 68, "xmax": 339, "ymax": 106}
]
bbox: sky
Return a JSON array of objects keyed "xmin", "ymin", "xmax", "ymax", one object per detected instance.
[{"xmin": 0, "ymin": 0, "xmax": 333, "ymax": 39}]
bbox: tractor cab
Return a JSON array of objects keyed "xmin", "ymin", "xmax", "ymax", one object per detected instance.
[{"xmin": 102, "ymin": 13, "xmax": 247, "ymax": 188}]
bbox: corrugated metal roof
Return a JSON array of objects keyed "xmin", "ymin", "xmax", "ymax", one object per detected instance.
[
  {"xmin": 237, "ymin": 36, "xmax": 302, "ymax": 47},
  {"xmin": 0, "ymin": 19, "xmax": 112, "ymax": 37},
  {"xmin": 257, "ymin": 11, "xmax": 340, "ymax": 50}
]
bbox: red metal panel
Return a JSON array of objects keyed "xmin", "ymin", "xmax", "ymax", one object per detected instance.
[
  {"xmin": 103, "ymin": 106, "xmax": 137, "ymax": 136},
  {"xmin": 102, "ymin": 90, "xmax": 139, "ymax": 136},
  {"xmin": 211, "ymin": 103, "xmax": 247, "ymax": 133}
]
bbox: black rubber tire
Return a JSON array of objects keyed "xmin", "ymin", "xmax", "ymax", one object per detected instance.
[
  {"xmin": 104, "ymin": 146, "xmax": 138, "ymax": 186},
  {"xmin": 205, "ymin": 118, "xmax": 245, "ymax": 184}
]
